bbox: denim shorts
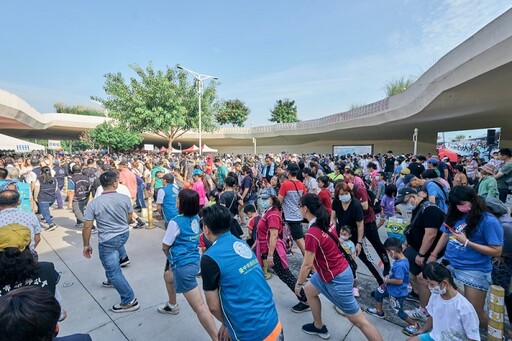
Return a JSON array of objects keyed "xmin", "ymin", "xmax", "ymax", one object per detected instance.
[
  {"xmin": 173, "ymin": 262, "xmax": 199, "ymax": 294},
  {"xmin": 447, "ymin": 264, "xmax": 491, "ymax": 291},
  {"xmin": 309, "ymin": 266, "xmax": 360, "ymax": 315}
]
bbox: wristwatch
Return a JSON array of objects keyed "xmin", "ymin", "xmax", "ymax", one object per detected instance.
[{"xmin": 417, "ymin": 252, "xmax": 425, "ymax": 257}]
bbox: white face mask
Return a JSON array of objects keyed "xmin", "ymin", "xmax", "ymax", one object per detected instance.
[
  {"xmin": 375, "ymin": 176, "xmax": 381, "ymax": 181},
  {"xmin": 340, "ymin": 235, "xmax": 349, "ymax": 241},
  {"xmin": 428, "ymin": 283, "xmax": 447, "ymax": 295}
]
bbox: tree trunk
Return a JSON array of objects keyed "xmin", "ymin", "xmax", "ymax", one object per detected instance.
[{"xmin": 167, "ymin": 138, "xmax": 174, "ymax": 157}]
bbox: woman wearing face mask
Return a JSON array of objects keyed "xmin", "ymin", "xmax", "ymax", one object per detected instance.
[
  {"xmin": 331, "ymin": 182, "xmax": 384, "ymax": 294},
  {"xmin": 406, "ymin": 262, "xmax": 480, "ymax": 341},
  {"xmin": 256, "ymin": 195, "xmax": 309, "ymax": 313},
  {"xmin": 295, "ymin": 193, "xmax": 383, "ymax": 340},
  {"xmin": 429, "ymin": 185, "xmax": 503, "ymax": 329}
]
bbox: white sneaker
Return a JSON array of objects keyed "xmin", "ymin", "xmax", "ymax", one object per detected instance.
[
  {"xmin": 405, "ymin": 307, "xmax": 430, "ymax": 320},
  {"xmin": 353, "ymin": 287, "xmax": 360, "ymax": 297},
  {"xmin": 157, "ymin": 302, "xmax": 180, "ymax": 315}
]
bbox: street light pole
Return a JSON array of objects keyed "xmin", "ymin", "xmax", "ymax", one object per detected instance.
[
  {"xmin": 252, "ymin": 137, "xmax": 257, "ymax": 155},
  {"xmin": 413, "ymin": 128, "xmax": 418, "ymax": 155},
  {"xmin": 177, "ymin": 65, "xmax": 218, "ymax": 156}
]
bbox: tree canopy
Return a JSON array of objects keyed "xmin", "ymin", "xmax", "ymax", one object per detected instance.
[
  {"xmin": 91, "ymin": 63, "xmax": 219, "ymax": 149},
  {"xmin": 88, "ymin": 122, "xmax": 143, "ymax": 152},
  {"xmin": 269, "ymin": 99, "xmax": 299, "ymax": 123},
  {"xmin": 216, "ymin": 99, "xmax": 250, "ymax": 127}
]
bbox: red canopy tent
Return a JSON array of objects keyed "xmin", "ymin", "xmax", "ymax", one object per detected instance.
[
  {"xmin": 182, "ymin": 145, "xmax": 200, "ymax": 153},
  {"xmin": 159, "ymin": 146, "xmax": 167, "ymax": 153}
]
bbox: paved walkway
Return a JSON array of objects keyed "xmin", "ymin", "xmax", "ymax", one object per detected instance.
[{"xmin": 40, "ymin": 208, "xmax": 410, "ymax": 341}]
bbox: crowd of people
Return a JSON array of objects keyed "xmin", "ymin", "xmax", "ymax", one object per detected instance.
[{"xmin": 0, "ymin": 147, "xmax": 512, "ymax": 340}]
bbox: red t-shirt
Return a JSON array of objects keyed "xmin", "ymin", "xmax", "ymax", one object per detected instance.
[
  {"xmin": 318, "ymin": 188, "xmax": 332, "ymax": 215},
  {"xmin": 305, "ymin": 224, "xmax": 348, "ymax": 283},
  {"xmin": 353, "ymin": 185, "xmax": 375, "ymax": 223},
  {"xmin": 256, "ymin": 207, "xmax": 282, "ymax": 254}
]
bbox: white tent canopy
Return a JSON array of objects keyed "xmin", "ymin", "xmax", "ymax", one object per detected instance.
[
  {"xmin": 0, "ymin": 133, "xmax": 45, "ymax": 152},
  {"xmin": 201, "ymin": 144, "xmax": 218, "ymax": 153}
]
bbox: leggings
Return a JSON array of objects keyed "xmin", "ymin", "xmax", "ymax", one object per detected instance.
[
  {"xmin": 264, "ymin": 252, "xmax": 307, "ymax": 302},
  {"xmin": 351, "ymin": 221, "xmax": 390, "ymax": 286}
]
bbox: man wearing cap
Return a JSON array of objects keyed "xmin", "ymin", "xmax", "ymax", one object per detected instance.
[
  {"xmin": 465, "ymin": 153, "xmax": 479, "ymax": 186},
  {"xmin": 409, "ymin": 172, "xmax": 449, "ymax": 213},
  {"xmin": 278, "ymin": 162, "xmax": 307, "ymax": 256},
  {"xmin": 396, "ymin": 168, "xmax": 411, "ymax": 191},
  {"xmin": 156, "ymin": 173, "xmax": 180, "ymax": 224},
  {"xmin": 395, "ymin": 187, "xmax": 445, "ymax": 320},
  {"xmin": 477, "ymin": 164, "xmax": 499, "ymax": 199},
  {"xmin": 407, "ymin": 156, "xmax": 425, "ymax": 178},
  {"xmin": 0, "ymin": 190, "xmax": 41, "ymax": 255},
  {"xmin": 151, "ymin": 159, "xmax": 166, "ymax": 201}
]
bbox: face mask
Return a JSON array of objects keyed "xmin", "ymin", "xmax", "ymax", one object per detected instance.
[
  {"xmin": 375, "ymin": 176, "xmax": 381, "ymax": 181},
  {"xmin": 405, "ymin": 203, "xmax": 416, "ymax": 211},
  {"xmin": 260, "ymin": 199, "xmax": 271, "ymax": 211},
  {"xmin": 340, "ymin": 235, "xmax": 349, "ymax": 241},
  {"xmin": 339, "ymin": 194, "xmax": 351, "ymax": 203},
  {"xmin": 456, "ymin": 203, "xmax": 471, "ymax": 213},
  {"xmin": 428, "ymin": 283, "xmax": 447, "ymax": 295}
]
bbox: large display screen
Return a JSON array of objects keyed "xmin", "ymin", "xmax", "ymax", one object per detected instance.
[
  {"xmin": 436, "ymin": 128, "xmax": 500, "ymax": 162},
  {"xmin": 333, "ymin": 145, "xmax": 373, "ymax": 156}
]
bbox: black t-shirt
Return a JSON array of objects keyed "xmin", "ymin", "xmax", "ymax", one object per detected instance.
[
  {"xmin": 384, "ymin": 157, "xmax": 395, "ymax": 172},
  {"xmin": 201, "ymin": 255, "xmax": 220, "ymax": 291},
  {"xmin": 406, "ymin": 200, "xmax": 445, "ymax": 254},
  {"xmin": 332, "ymin": 198, "xmax": 364, "ymax": 236},
  {"xmin": 219, "ymin": 191, "xmax": 240, "ymax": 216},
  {"xmin": 408, "ymin": 162, "xmax": 425, "ymax": 178}
]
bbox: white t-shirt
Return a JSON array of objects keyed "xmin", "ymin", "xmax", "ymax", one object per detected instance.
[
  {"xmin": 426, "ymin": 292, "xmax": 480, "ymax": 341},
  {"xmin": 162, "ymin": 220, "xmax": 180, "ymax": 246},
  {"xmin": 94, "ymin": 184, "xmax": 131, "ymax": 199}
]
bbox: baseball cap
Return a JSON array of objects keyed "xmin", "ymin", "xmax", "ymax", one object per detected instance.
[
  {"xmin": 426, "ymin": 158, "xmax": 438, "ymax": 165},
  {"xmin": 0, "ymin": 224, "xmax": 31, "ymax": 252},
  {"xmin": 403, "ymin": 174, "xmax": 416, "ymax": 186},
  {"xmin": 192, "ymin": 169, "xmax": 203, "ymax": 177},
  {"xmin": 396, "ymin": 187, "xmax": 419, "ymax": 204},
  {"xmin": 400, "ymin": 168, "xmax": 411, "ymax": 175}
]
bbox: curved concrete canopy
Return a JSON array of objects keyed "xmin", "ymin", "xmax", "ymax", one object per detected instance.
[{"xmin": 1, "ymin": 9, "xmax": 512, "ymax": 153}]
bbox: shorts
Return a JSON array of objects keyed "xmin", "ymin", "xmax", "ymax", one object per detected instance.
[
  {"xmin": 372, "ymin": 289, "xmax": 408, "ymax": 321},
  {"xmin": 173, "ymin": 262, "xmax": 200, "ymax": 294},
  {"xmin": 417, "ymin": 332, "xmax": 434, "ymax": 341},
  {"xmin": 310, "ymin": 266, "xmax": 360, "ymax": 315},
  {"xmin": 404, "ymin": 246, "xmax": 423, "ymax": 276},
  {"xmin": 286, "ymin": 221, "xmax": 304, "ymax": 240},
  {"xmin": 446, "ymin": 264, "xmax": 491, "ymax": 291}
]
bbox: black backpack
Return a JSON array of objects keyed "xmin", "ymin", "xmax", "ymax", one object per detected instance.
[{"xmin": 72, "ymin": 174, "xmax": 91, "ymax": 202}]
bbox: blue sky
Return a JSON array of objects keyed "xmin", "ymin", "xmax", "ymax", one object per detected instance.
[{"xmin": 1, "ymin": 1, "xmax": 510, "ymax": 126}]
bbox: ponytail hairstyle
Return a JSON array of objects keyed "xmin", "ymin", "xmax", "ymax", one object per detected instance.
[
  {"xmin": 422, "ymin": 262, "xmax": 457, "ymax": 290},
  {"xmin": 299, "ymin": 193, "xmax": 330, "ymax": 232},
  {"xmin": 38, "ymin": 166, "xmax": 53, "ymax": 184}
]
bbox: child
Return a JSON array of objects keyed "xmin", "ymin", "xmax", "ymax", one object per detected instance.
[
  {"xmin": 339, "ymin": 225, "xmax": 359, "ymax": 297},
  {"xmin": 244, "ymin": 204, "xmax": 260, "ymax": 249},
  {"xmin": 378, "ymin": 184, "xmax": 397, "ymax": 228},
  {"xmin": 244, "ymin": 204, "xmax": 269, "ymax": 279},
  {"xmin": 407, "ymin": 262, "xmax": 480, "ymax": 341},
  {"xmin": 366, "ymin": 237, "xmax": 420, "ymax": 336}
]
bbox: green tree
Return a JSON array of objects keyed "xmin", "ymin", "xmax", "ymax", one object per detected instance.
[
  {"xmin": 453, "ymin": 134, "xmax": 466, "ymax": 142},
  {"xmin": 384, "ymin": 76, "xmax": 416, "ymax": 97},
  {"xmin": 89, "ymin": 122, "xmax": 143, "ymax": 152},
  {"xmin": 216, "ymin": 99, "xmax": 250, "ymax": 127},
  {"xmin": 53, "ymin": 103, "xmax": 105, "ymax": 117},
  {"xmin": 269, "ymin": 99, "xmax": 299, "ymax": 123},
  {"xmin": 91, "ymin": 63, "xmax": 219, "ymax": 151}
]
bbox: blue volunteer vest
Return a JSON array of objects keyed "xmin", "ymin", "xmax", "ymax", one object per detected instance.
[
  {"xmin": 162, "ymin": 184, "xmax": 179, "ymax": 223},
  {"xmin": 205, "ymin": 232, "xmax": 279, "ymax": 340},
  {"xmin": 168, "ymin": 215, "xmax": 200, "ymax": 269}
]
